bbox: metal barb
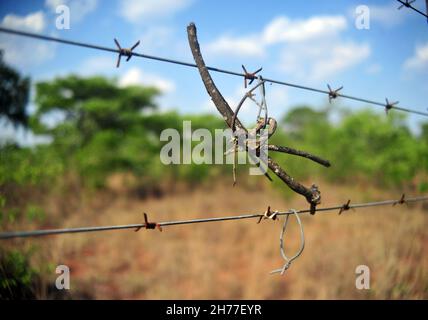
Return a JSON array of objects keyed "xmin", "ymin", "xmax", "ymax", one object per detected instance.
[
  {"xmin": 327, "ymin": 84, "xmax": 343, "ymax": 103},
  {"xmin": 398, "ymin": 0, "xmax": 416, "ymax": 10},
  {"xmin": 396, "ymin": 0, "xmax": 428, "ymax": 19},
  {"xmin": 114, "ymin": 38, "xmax": 140, "ymax": 68},
  {"xmin": 393, "ymin": 193, "xmax": 407, "ymax": 206},
  {"xmin": 257, "ymin": 206, "xmax": 279, "ymax": 223},
  {"xmin": 135, "ymin": 213, "xmax": 162, "ymax": 232},
  {"xmin": 339, "ymin": 199, "xmax": 352, "ymax": 215},
  {"xmin": 242, "ymin": 65, "xmax": 263, "ymax": 88},
  {"xmin": 385, "ymin": 98, "xmax": 399, "ymax": 114}
]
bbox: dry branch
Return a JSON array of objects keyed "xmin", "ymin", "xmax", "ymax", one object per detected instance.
[{"xmin": 187, "ymin": 22, "xmax": 330, "ymax": 211}]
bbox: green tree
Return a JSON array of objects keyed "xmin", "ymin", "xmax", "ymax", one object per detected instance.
[
  {"xmin": 31, "ymin": 75, "xmax": 161, "ymax": 186},
  {"xmin": 328, "ymin": 110, "xmax": 420, "ymax": 186},
  {"xmin": 281, "ymin": 105, "xmax": 330, "ymax": 141},
  {"xmin": 419, "ymin": 123, "xmax": 428, "ymax": 188},
  {"xmin": 0, "ymin": 51, "xmax": 30, "ymax": 128},
  {"xmin": 29, "ymin": 75, "xmax": 227, "ymax": 188},
  {"xmin": 275, "ymin": 105, "xmax": 333, "ymax": 179}
]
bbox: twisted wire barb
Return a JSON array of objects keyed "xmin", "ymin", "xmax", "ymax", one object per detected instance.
[
  {"xmin": 397, "ymin": 0, "xmax": 428, "ymax": 19},
  {"xmin": 0, "ymin": 26, "xmax": 427, "ymax": 117},
  {"xmin": 114, "ymin": 38, "xmax": 140, "ymax": 68},
  {"xmin": 0, "ymin": 195, "xmax": 427, "ymax": 240}
]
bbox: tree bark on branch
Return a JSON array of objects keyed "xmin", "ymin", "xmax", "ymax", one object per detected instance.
[{"xmin": 187, "ymin": 22, "xmax": 329, "ymax": 212}]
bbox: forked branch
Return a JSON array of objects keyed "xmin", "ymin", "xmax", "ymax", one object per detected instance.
[{"xmin": 187, "ymin": 22, "xmax": 330, "ymax": 211}]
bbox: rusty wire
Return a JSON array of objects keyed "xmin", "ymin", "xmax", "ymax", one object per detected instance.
[
  {"xmin": 0, "ymin": 26, "xmax": 427, "ymax": 117},
  {"xmin": 2, "ymin": 195, "xmax": 426, "ymax": 275},
  {"xmin": 0, "ymin": 195, "xmax": 427, "ymax": 240}
]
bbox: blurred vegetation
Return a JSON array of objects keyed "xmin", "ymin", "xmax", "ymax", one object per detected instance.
[
  {"xmin": 0, "ymin": 72, "xmax": 427, "ymax": 196},
  {"xmin": 0, "ymin": 54, "xmax": 426, "ymax": 203},
  {"xmin": 271, "ymin": 106, "xmax": 427, "ymax": 189},
  {"xmin": 0, "ymin": 249, "xmax": 37, "ymax": 299},
  {"xmin": 0, "ymin": 51, "xmax": 30, "ymax": 128},
  {"xmin": 0, "ymin": 58, "xmax": 427, "ymax": 299},
  {"xmin": 1, "ymin": 73, "xmax": 426, "ymax": 193}
]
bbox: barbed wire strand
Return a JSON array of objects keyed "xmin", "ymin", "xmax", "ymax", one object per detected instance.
[
  {"xmin": 0, "ymin": 195, "xmax": 427, "ymax": 240},
  {"xmin": 0, "ymin": 26, "xmax": 427, "ymax": 117},
  {"xmin": 397, "ymin": 0, "xmax": 428, "ymax": 19}
]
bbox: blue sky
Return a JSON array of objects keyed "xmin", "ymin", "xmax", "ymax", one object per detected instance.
[{"xmin": 0, "ymin": 0, "xmax": 427, "ymax": 144}]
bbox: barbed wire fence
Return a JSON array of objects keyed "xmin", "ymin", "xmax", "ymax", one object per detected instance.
[
  {"xmin": 1, "ymin": 21, "xmax": 428, "ymax": 275},
  {"xmin": 1, "ymin": 195, "xmax": 426, "ymax": 239},
  {"xmin": 0, "ymin": 26, "xmax": 427, "ymax": 117},
  {"xmin": 1, "ymin": 195, "xmax": 427, "ymax": 274}
]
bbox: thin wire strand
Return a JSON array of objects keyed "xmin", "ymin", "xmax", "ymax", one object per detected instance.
[
  {"xmin": 1, "ymin": 26, "xmax": 427, "ymax": 117},
  {"xmin": 397, "ymin": 0, "xmax": 428, "ymax": 18},
  {"xmin": 270, "ymin": 209, "xmax": 305, "ymax": 275},
  {"xmin": 0, "ymin": 195, "xmax": 427, "ymax": 240}
]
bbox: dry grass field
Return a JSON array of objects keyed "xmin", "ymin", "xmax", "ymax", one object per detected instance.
[{"xmin": 4, "ymin": 178, "xmax": 427, "ymax": 300}]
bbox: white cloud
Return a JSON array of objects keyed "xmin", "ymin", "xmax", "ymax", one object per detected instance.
[
  {"xmin": 45, "ymin": 0, "xmax": 97, "ymax": 23},
  {"xmin": 0, "ymin": 12, "xmax": 56, "ymax": 66},
  {"xmin": 79, "ymin": 55, "xmax": 116, "ymax": 74},
  {"xmin": 205, "ymin": 34, "xmax": 264, "ymax": 58},
  {"xmin": 266, "ymin": 86, "xmax": 288, "ymax": 116},
  {"xmin": 274, "ymin": 15, "xmax": 370, "ymax": 81},
  {"xmin": 204, "ymin": 15, "xmax": 348, "ymax": 58},
  {"xmin": 0, "ymin": 120, "xmax": 52, "ymax": 146},
  {"xmin": 0, "ymin": 38, "xmax": 56, "ymax": 67},
  {"xmin": 119, "ymin": 0, "xmax": 193, "ymax": 24},
  {"xmin": 1, "ymin": 11, "xmax": 46, "ymax": 32},
  {"xmin": 280, "ymin": 41, "xmax": 370, "ymax": 81},
  {"xmin": 262, "ymin": 15, "xmax": 347, "ymax": 44},
  {"xmin": 366, "ymin": 63, "xmax": 382, "ymax": 75},
  {"xmin": 203, "ymin": 14, "xmax": 370, "ymax": 80},
  {"xmin": 404, "ymin": 42, "xmax": 428, "ymax": 71},
  {"xmin": 353, "ymin": 2, "xmax": 407, "ymax": 28},
  {"xmin": 138, "ymin": 26, "xmax": 174, "ymax": 54},
  {"xmin": 311, "ymin": 42, "xmax": 371, "ymax": 80},
  {"xmin": 118, "ymin": 67, "xmax": 176, "ymax": 93}
]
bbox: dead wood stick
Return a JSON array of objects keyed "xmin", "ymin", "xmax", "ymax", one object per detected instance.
[
  {"xmin": 268, "ymin": 145, "xmax": 331, "ymax": 167},
  {"xmin": 187, "ymin": 22, "xmax": 325, "ymax": 209}
]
